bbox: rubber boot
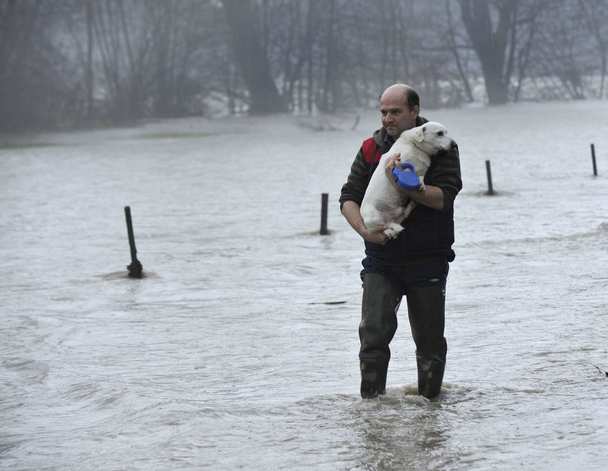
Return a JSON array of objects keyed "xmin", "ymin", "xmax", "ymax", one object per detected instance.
[
  {"xmin": 405, "ymin": 279, "xmax": 448, "ymax": 400},
  {"xmin": 359, "ymin": 271, "xmax": 400, "ymax": 399},
  {"xmin": 360, "ymin": 359, "xmax": 388, "ymax": 399},
  {"xmin": 416, "ymin": 353, "xmax": 445, "ymax": 399}
]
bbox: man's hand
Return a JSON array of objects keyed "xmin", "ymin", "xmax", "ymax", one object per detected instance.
[
  {"xmin": 361, "ymin": 226, "xmax": 388, "ymax": 245},
  {"xmin": 383, "ymin": 153, "xmax": 444, "ymax": 210},
  {"xmin": 341, "ymin": 200, "xmax": 388, "ymax": 245},
  {"xmin": 384, "ymin": 153, "xmax": 402, "ymax": 191}
]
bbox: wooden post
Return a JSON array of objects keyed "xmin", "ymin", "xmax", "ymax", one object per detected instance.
[
  {"xmin": 591, "ymin": 143, "xmax": 598, "ymax": 176},
  {"xmin": 124, "ymin": 206, "xmax": 143, "ymax": 278},
  {"xmin": 485, "ymin": 160, "xmax": 495, "ymax": 195},
  {"xmin": 320, "ymin": 193, "xmax": 329, "ymax": 235}
]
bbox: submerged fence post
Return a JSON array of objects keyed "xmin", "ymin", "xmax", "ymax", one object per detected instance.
[
  {"xmin": 320, "ymin": 193, "xmax": 329, "ymax": 235},
  {"xmin": 124, "ymin": 206, "xmax": 143, "ymax": 278},
  {"xmin": 485, "ymin": 160, "xmax": 495, "ymax": 195},
  {"xmin": 591, "ymin": 143, "xmax": 598, "ymax": 176}
]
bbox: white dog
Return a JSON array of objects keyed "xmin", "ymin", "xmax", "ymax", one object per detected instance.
[{"xmin": 361, "ymin": 121, "xmax": 454, "ymax": 239}]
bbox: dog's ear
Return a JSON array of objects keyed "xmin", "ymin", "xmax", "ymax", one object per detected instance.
[{"xmin": 414, "ymin": 125, "xmax": 426, "ymax": 143}]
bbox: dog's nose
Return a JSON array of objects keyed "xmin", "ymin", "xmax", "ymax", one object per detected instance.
[{"xmin": 450, "ymin": 140, "xmax": 457, "ymax": 150}]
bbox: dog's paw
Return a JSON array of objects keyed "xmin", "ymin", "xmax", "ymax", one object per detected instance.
[
  {"xmin": 383, "ymin": 223, "xmax": 404, "ymax": 239},
  {"xmin": 383, "ymin": 227, "xmax": 397, "ymax": 239}
]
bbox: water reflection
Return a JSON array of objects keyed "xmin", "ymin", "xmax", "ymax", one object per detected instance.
[{"xmin": 352, "ymin": 389, "xmax": 453, "ymax": 471}]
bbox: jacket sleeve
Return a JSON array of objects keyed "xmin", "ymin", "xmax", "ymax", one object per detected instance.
[
  {"xmin": 424, "ymin": 143, "xmax": 462, "ymax": 212},
  {"xmin": 339, "ymin": 148, "xmax": 372, "ymax": 209}
]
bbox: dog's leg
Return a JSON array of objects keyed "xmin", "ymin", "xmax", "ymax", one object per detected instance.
[
  {"xmin": 402, "ymin": 201, "xmax": 417, "ymax": 220},
  {"xmin": 384, "ymin": 222, "xmax": 404, "ymax": 239}
]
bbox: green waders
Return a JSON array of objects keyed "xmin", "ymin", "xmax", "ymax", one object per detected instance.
[{"xmin": 359, "ymin": 258, "xmax": 448, "ymax": 399}]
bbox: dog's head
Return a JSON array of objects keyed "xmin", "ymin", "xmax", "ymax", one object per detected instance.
[{"xmin": 410, "ymin": 122, "xmax": 454, "ymax": 154}]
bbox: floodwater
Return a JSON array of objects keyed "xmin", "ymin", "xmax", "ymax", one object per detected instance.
[{"xmin": 1, "ymin": 101, "xmax": 608, "ymax": 470}]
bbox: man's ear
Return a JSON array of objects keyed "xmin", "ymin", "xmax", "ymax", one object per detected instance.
[{"xmin": 414, "ymin": 125, "xmax": 425, "ymax": 143}]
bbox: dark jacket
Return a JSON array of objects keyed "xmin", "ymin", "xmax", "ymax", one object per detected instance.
[{"xmin": 339, "ymin": 117, "xmax": 462, "ymax": 265}]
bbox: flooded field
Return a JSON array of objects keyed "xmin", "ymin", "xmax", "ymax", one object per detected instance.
[{"xmin": 1, "ymin": 101, "xmax": 608, "ymax": 470}]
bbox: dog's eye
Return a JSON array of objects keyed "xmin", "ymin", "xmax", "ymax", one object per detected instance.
[{"xmin": 437, "ymin": 131, "xmax": 444, "ymax": 137}]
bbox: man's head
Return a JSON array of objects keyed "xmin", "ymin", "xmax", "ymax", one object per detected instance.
[{"xmin": 379, "ymin": 83, "xmax": 420, "ymax": 138}]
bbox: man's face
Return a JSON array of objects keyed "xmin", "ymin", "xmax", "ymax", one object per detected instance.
[{"xmin": 380, "ymin": 91, "xmax": 418, "ymax": 137}]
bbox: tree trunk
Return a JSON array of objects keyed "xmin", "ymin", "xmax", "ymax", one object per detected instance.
[
  {"xmin": 221, "ymin": 0, "xmax": 286, "ymax": 114},
  {"xmin": 446, "ymin": 0, "xmax": 474, "ymax": 102},
  {"xmin": 0, "ymin": 0, "xmax": 41, "ymax": 130},
  {"xmin": 459, "ymin": 0, "xmax": 518, "ymax": 105},
  {"xmin": 322, "ymin": 0, "xmax": 337, "ymax": 112},
  {"xmin": 580, "ymin": 0, "xmax": 608, "ymax": 99},
  {"xmin": 512, "ymin": 3, "xmax": 544, "ymax": 102},
  {"xmin": 305, "ymin": 0, "xmax": 317, "ymax": 114},
  {"xmin": 85, "ymin": 0, "xmax": 94, "ymax": 120}
]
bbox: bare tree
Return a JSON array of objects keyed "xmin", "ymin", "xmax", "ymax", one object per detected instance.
[
  {"xmin": 84, "ymin": 0, "xmax": 94, "ymax": 120},
  {"xmin": 511, "ymin": 2, "xmax": 546, "ymax": 102},
  {"xmin": 320, "ymin": 0, "xmax": 339, "ymax": 112},
  {"xmin": 458, "ymin": 0, "xmax": 518, "ymax": 104},
  {"xmin": 91, "ymin": 0, "xmax": 154, "ymax": 121},
  {"xmin": 445, "ymin": 0, "xmax": 474, "ymax": 103},
  {"xmin": 221, "ymin": 0, "xmax": 286, "ymax": 114},
  {"xmin": 529, "ymin": 1, "xmax": 588, "ymax": 100},
  {"xmin": 0, "ymin": 0, "xmax": 75, "ymax": 131},
  {"xmin": 579, "ymin": 0, "xmax": 608, "ymax": 98},
  {"xmin": 4, "ymin": 0, "xmax": 608, "ymax": 133}
]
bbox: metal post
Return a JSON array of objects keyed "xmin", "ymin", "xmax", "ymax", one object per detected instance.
[
  {"xmin": 124, "ymin": 206, "xmax": 143, "ymax": 278},
  {"xmin": 591, "ymin": 143, "xmax": 598, "ymax": 176},
  {"xmin": 320, "ymin": 193, "xmax": 329, "ymax": 235},
  {"xmin": 485, "ymin": 160, "xmax": 495, "ymax": 195}
]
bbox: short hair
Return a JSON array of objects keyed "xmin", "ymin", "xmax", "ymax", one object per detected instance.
[
  {"xmin": 404, "ymin": 87, "xmax": 420, "ymax": 110},
  {"xmin": 380, "ymin": 83, "xmax": 420, "ymax": 110}
]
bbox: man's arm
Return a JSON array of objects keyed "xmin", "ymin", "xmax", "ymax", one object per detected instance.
[
  {"xmin": 341, "ymin": 200, "xmax": 387, "ymax": 245},
  {"xmin": 384, "ymin": 145, "xmax": 462, "ymax": 212},
  {"xmin": 401, "ymin": 185, "xmax": 444, "ymax": 210},
  {"xmin": 384, "ymin": 154, "xmax": 444, "ymax": 210},
  {"xmin": 339, "ymin": 143, "xmax": 388, "ymax": 245}
]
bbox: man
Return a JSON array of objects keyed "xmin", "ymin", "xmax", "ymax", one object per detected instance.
[{"xmin": 339, "ymin": 83, "xmax": 462, "ymax": 399}]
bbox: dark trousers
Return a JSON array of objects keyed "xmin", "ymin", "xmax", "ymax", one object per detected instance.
[{"xmin": 359, "ymin": 257, "xmax": 448, "ymax": 398}]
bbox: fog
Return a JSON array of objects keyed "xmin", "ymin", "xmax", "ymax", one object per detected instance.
[{"xmin": 1, "ymin": 0, "xmax": 607, "ymax": 132}]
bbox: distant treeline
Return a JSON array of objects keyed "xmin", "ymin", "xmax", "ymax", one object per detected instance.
[{"xmin": 1, "ymin": 0, "xmax": 607, "ymax": 132}]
